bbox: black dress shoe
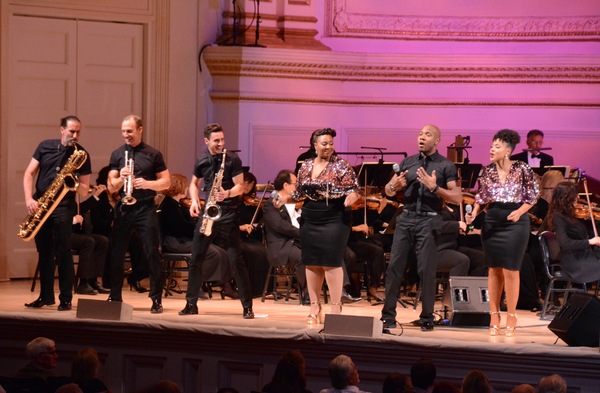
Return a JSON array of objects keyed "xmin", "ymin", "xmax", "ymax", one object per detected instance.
[
  {"xmin": 88, "ymin": 280, "xmax": 111, "ymax": 294},
  {"xmin": 25, "ymin": 298, "xmax": 55, "ymax": 308},
  {"xmin": 341, "ymin": 290, "xmax": 362, "ymax": 303},
  {"xmin": 57, "ymin": 301, "xmax": 72, "ymax": 311},
  {"xmin": 179, "ymin": 303, "xmax": 199, "ymax": 315},
  {"xmin": 150, "ymin": 299, "xmax": 163, "ymax": 314},
  {"xmin": 381, "ymin": 318, "xmax": 397, "ymax": 329},
  {"xmin": 421, "ymin": 321, "xmax": 434, "ymax": 331},
  {"xmin": 411, "ymin": 319, "xmax": 423, "ymax": 327},
  {"xmin": 243, "ymin": 307, "xmax": 254, "ymax": 319},
  {"xmin": 76, "ymin": 282, "xmax": 99, "ymax": 295}
]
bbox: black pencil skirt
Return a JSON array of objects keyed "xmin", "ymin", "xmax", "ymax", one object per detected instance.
[{"xmin": 482, "ymin": 203, "xmax": 530, "ymax": 271}]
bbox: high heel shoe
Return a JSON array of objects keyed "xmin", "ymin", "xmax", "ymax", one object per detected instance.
[
  {"xmin": 367, "ymin": 288, "xmax": 384, "ymax": 304},
  {"xmin": 307, "ymin": 301, "xmax": 323, "ymax": 325},
  {"xmin": 489, "ymin": 311, "xmax": 501, "ymax": 336},
  {"xmin": 331, "ymin": 302, "xmax": 342, "ymax": 315},
  {"xmin": 506, "ymin": 313, "xmax": 517, "ymax": 337},
  {"xmin": 128, "ymin": 279, "xmax": 148, "ymax": 293}
]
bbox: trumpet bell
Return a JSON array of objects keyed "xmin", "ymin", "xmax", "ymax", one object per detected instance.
[{"xmin": 121, "ymin": 195, "xmax": 137, "ymax": 205}]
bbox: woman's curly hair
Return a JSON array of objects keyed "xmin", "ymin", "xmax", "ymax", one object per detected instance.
[{"xmin": 492, "ymin": 129, "xmax": 520, "ymax": 153}]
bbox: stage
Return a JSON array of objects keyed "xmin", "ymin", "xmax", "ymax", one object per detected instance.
[{"xmin": 1, "ymin": 279, "xmax": 599, "ymax": 393}]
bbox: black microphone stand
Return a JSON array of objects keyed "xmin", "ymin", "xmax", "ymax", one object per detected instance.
[
  {"xmin": 251, "ymin": 0, "xmax": 266, "ymax": 47},
  {"xmin": 231, "ymin": 0, "xmax": 240, "ymax": 45}
]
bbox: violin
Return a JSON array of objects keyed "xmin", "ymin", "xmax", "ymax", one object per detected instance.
[
  {"xmin": 243, "ymin": 194, "xmax": 264, "ymax": 207},
  {"xmin": 350, "ymin": 196, "xmax": 381, "ymax": 211},
  {"xmin": 574, "ymin": 203, "xmax": 600, "ymax": 221},
  {"xmin": 179, "ymin": 197, "xmax": 192, "ymax": 209}
]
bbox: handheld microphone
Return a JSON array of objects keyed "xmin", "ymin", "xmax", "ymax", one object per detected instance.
[
  {"xmin": 392, "ymin": 163, "xmax": 401, "ymax": 175},
  {"xmin": 465, "ymin": 204, "xmax": 474, "ymax": 233}
]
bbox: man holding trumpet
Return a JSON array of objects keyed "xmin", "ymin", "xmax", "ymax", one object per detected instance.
[{"xmin": 106, "ymin": 114, "xmax": 170, "ymax": 313}]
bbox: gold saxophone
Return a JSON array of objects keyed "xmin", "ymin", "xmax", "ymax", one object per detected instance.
[
  {"xmin": 199, "ymin": 149, "xmax": 226, "ymax": 236},
  {"xmin": 18, "ymin": 145, "xmax": 88, "ymax": 241}
]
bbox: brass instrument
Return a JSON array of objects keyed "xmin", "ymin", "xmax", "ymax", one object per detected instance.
[
  {"xmin": 121, "ymin": 150, "xmax": 137, "ymax": 205},
  {"xmin": 18, "ymin": 145, "xmax": 88, "ymax": 241},
  {"xmin": 199, "ymin": 149, "xmax": 226, "ymax": 236}
]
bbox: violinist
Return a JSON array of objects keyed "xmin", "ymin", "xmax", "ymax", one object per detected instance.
[
  {"xmin": 547, "ymin": 181, "xmax": 600, "ymax": 286},
  {"xmin": 238, "ymin": 171, "xmax": 270, "ymax": 298},
  {"xmin": 158, "ymin": 173, "xmax": 235, "ymax": 299}
]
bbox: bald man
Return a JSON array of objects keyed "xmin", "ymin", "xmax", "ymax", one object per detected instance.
[{"xmin": 381, "ymin": 125, "xmax": 461, "ymax": 331}]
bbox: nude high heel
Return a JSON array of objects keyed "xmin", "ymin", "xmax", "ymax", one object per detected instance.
[
  {"xmin": 506, "ymin": 313, "xmax": 517, "ymax": 337},
  {"xmin": 489, "ymin": 311, "xmax": 501, "ymax": 336},
  {"xmin": 331, "ymin": 302, "xmax": 343, "ymax": 315},
  {"xmin": 307, "ymin": 301, "xmax": 323, "ymax": 325}
]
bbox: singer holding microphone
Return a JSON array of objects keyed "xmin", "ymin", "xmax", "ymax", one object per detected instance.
[
  {"xmin": 274, "ymin": 128, "xmax": 360, "ymax": 324},
  {"xmin": 380, "ymin": 124, "xmax": 461, "ymax": 331},
  {"xmin": 466, "ymin": 129, "xmax": 539, "ymax": 336}
]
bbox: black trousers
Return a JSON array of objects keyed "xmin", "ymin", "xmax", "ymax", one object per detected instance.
[
  {"xmin": 382, "ymin": 211, "xmax": 442, "ymax": 323},
  {"xmin": 187, "ymin": 210, "xmax": 253, "ymax": 308},
  {"xmin": 71, "ymin": 233, "xmax": 109, "ymax": 280},
  {"xmin": 109, "ymin": 200, "xmax": 163, "ymax": 301},
  {"xmin": 34, "ymin": 204, "xmax": 76, "ymax": 303}
]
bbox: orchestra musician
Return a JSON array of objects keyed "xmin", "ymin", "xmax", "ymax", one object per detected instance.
[
  {"xmin": 510, "ymin": 129, "xmax": 554, "ymax": 168},
  {"xmin": 23, "ymin": 115, "xmax": 92, "ymax": 311},
  {"xmin": 380, "ymin": 125, "xmax": 461, "ymax": 332},
  {"xmin": 547, "ymin": 181, "xmax": 600, "ymax": 285},
  {"xmin": 467, "ymin": 129, "xmax": 539, "ymax": 337},
  {"xmin": 179, "ymin": 123, "xmax": 254, "ymax": 319},
  {"xmin": 274, "ymin": 128, "xmax": 360, "ymax": 324},
  {"xmin": 238, "ymin": 171, "xmax": 270, "ymax": 298},
  {"xmin": 106, "ymin": 115, "xmax": 170, "ymax": 314}
]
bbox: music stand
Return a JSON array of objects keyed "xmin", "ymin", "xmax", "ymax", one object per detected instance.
[
  {"xmin": 532, "ymin": 165, "xmax": 570, "ymax": 178},
  {"xmin": 455, "ymin": 163, "xmax": 482, "ymax": 191},
  {"xmin": 357, "ymin": 162, "xmax": 395, "ymax": 188}
]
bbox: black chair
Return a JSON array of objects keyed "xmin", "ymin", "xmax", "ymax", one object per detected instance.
[
  {"xmin": 260, "ymin": 226, "xmax": 302, "ymax": 303},
  {"xmin": 538, "ymin": 231, "xmax": 588, "ymax": 320}
]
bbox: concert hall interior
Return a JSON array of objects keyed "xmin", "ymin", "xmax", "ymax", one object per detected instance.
[{"xmin": 1, "ymin": 1, "xmax": 600, "ymax": 393}]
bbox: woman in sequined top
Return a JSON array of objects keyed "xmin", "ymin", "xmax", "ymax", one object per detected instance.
[
  {"xmin": 277, "ymin": 128, "xmax": 360, "ymax": 324},
  {"xmin": 466, "ymin": 129, "xmax": 539, "ymax": 337}
]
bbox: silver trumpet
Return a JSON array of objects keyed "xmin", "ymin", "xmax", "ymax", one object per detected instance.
[{"xmin": 121, "ymin": 150, "xmax": 137, "ymax": 205}]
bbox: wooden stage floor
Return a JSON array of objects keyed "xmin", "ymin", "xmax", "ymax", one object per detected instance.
[{"xmin": 1, "ymin": 279, "xmax": 599, "ymax": 393}]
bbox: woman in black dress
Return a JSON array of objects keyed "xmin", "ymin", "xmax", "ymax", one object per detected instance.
[
  {"xmin": 466, "ymin": 129, "xmax": 539, "ymax": 336},
  {"xmin": 276, "ymin": 128, "xmax": 359, "ymax": 324},
  {"xmin": 547, "ymin": 181, "xmax": 600, "ymax": 285}
]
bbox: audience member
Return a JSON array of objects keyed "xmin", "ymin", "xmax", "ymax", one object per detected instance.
[
  {"xmin": 216, "ymin": 388, "xmax": 239, "ymax": 393},
  {"xmin": 461, "ymin": 370, "xmax": 492, "ymax": 393},
  {"xmin": 70, "ymin": 347, "xmax": 110, "ymax": 393},
  {"xmin": 537, "ymin": 374, "xmax": 567, "ymax": 393},
  {"xmin": 262, "ymin": 350, "xmax": 312, "ymax": 393},
  {"xmin": 511, "ymin": 384, "xmax": 536, "ymax": 393},
  {"xmin": 56, "ymin": 383, "xmax": 84, "ymax": 393},
  {"xmin": 410, "ymin": 358, "xmax": 436, "ymax": 393},
  {"xmin": 14, "ymin": 337, "xmax": 58, "ymax": 379},
  {"xmin": 382, "ymin": 372, "xmax": 412, "ymax": 393},
  {"xmin": 431, "ymin": 381, "xmax": 460, "ymax": 393},
  {"xmin": 135, "ymin": 380, "xmax": 182, "ymax": 393},
  {"xmin": 320, "ymin": 354, "xmax": 369, "ymax": 393}
]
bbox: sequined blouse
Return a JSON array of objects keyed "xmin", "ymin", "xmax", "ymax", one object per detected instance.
[
  {"xmin": 293, "ymin": 155, "xmax": 360, "ymax": 202},
  {"xmin": 475, "ymin": 161, "xmax": 539, "ymax": 205}
]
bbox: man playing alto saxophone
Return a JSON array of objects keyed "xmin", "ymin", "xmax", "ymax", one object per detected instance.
[
  {"xmin": 23, "ymin": 115, "xmax": 92, "ymax": 311},
  {"xmin": 106, "ymin": 115, "xmax": 170, "ymax": 313},
  {"xmin": 179, "ymin": 123, "xmax": 254, "ymax": 319}
]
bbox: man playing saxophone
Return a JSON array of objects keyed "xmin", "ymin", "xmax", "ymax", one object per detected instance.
[
  {"xmin": 23, "ymin": 115, "xmax": 92, "ymax": 311},
  {"xmin": 179, "ymin": 123, "xmax": 254, "ymax": 319},
  {"xmin": 106, "ymin": 115, "xmax": 170, "ymax": 314}
]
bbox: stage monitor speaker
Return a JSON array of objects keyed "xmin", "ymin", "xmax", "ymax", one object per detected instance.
[
  {"xmin": 323, "ymin": 314, "xmax": 382, "ymax": 338},
  {"xmin": 76, "ymin": 299, "xmax": 133, "ymax": 321},
  {"xmin": 447, "ymin": 276, "xmax": 490, "ymax": 326},
  {"xmin": 548, "ymin": 293, "xmax": 600, "ymax": 347}
]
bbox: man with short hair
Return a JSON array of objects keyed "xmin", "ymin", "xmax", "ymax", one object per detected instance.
[
  {"xmin": 23, "ymin": 116, "xmax": 92, "ymax": 311},
  {"xmin": 410, "ymin": 358, "xmax": 436, "ymax": 393},
  {"xmin": 106, "ymin": 115, "xmax": 170, "ymax": 313},
  {"xmin": 510, "ymin": 129, "xmax": 554, "ymax": 167},
  {"xmin": 15, "ymin": 337, "xmax": 59, "ymax": 379},
  {"xmin": 320, "ymin": 354, "xmax": 369, "ymax": 393},
  {"xmin": 179, "ymin": 123, "xmax": 254, "ymax": 318}
]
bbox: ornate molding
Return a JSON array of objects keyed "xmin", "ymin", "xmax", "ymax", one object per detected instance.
[
  {"xmin": 327, "ymin": 0, "xmax": 600, "ymax": 41},
  {"xmin": 209, "ymin": 94, "xmax": 600, "ymax": 108}
]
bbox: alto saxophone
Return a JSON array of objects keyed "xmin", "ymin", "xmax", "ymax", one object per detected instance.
[
  {"xmin": 18, "ymin": 144, "xmax": 88, "ymax": 241},
  {"xmin": 199, "ymin": 149, "xmax": 226, "ymax": 236}
]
